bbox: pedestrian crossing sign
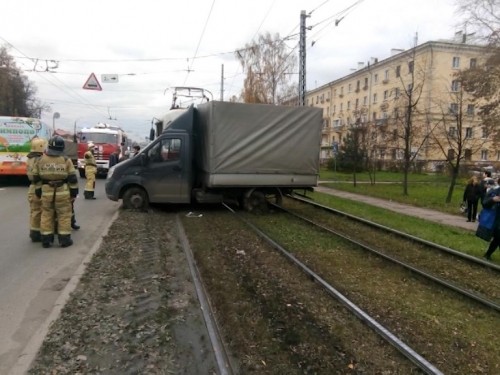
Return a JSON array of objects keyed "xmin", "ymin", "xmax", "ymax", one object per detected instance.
[{"xmin": 83, "ymin": 73, "xmax": 102, "ymax": 91}]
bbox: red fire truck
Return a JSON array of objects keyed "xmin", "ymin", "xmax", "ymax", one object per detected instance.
[{"xmin": 77, "ymin": 122, "xmax": 129, "ymax": 177}]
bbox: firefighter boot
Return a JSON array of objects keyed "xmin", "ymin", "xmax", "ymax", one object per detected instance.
[
  {"xmin": 71, "ymin": 215, "xmax": 80, "ymax": 230},
  {"xmin": 30, "ymin": 230, "xmax": 41, "ymax": 242},
  {"xmin": 59, "ymin": 235, "xmax": 73, "ymax": 248},
  {"xmin": 41, "ymin": 234, "xmax": 53, "ymax": 248}
]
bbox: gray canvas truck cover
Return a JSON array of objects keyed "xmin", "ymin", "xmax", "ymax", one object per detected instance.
[{"xmin": 194, "ymin": 101, "xmax": 323, "ymax": 188}]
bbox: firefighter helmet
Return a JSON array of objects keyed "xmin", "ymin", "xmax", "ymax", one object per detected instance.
[
  {"xmin": 88, "ymin": 142, "xmax": 95, "ymax": 150},
  {"xmin": 30, "ymin": 137, "xmax": 47, "ymax": 153},
  {"xmin": 46, "ymin": 135, "xmax": 65, "ymax": 156}
]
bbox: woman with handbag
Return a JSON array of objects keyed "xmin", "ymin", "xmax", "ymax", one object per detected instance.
[{"xmin": 482, "ymin": 178, "xmax": 500, "ymax": 260}]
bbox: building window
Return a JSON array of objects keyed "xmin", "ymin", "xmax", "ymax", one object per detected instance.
[
  {"xmin": 374, "ymin": 74, "xmax": 378, "ymax": 83},
  {"xmin": 393, "ymin": 129, "xmax": 398, "ymax": 141},
  {"xmin": 449, "ymin": 103, "xmax": 459, "ymax": 114},
  {"xmin": 408, "ymin": 61, "xmax": 414, "ymax": 74},
  {"xmin": 394, "ymin": 87, "xmax": 400, "ymax": 98},
  {"xmin": 316, "ymin": 96, "xmax": 319, "ymax": 104},
  {"xmin": 452, "ymin": 56, "xmax": 460, "ymax": 68},
  {"xmin": 363, "ymin": 96, "xmax": 367, "ymax": 105},
  {"xmin": 355, "ymin": 98, "xmax": 359, "ymax": 108},
  {"xmin": 340, "ymin": 87, "xmax": 344, "ymax": 96},
  {"xmin": 356, "ymin": 80, "xmax": 360, "ymax": 91},
  {"xmin": 364, "ymin": 77, "xmax": 368, "ymax": 88},
  {"xmin": 333, "ymin": 89, "xmax": 337, "ymax": 97},
  {"xmin": 465, "ymin": 149, "xmax": 472, "ymax": 161},
  {"xmin": 348, "ymin": 83, "xmax": 352, "ymax": 93},
  {"xmin": 396, "ymin": 65, "xmax": 401, "ymax": 77},
  {"xmin": 470, "ymin": 58, "xmax": 477, "ymax": 68},
  {"xmin": 340, "ymin": 103, "xmax": 343, "ymax": 111},
  {"xmin": 465, "ymin": 127, "xmax": 473, "ymax": 138},
  {"xmin": 482, "ymin": 127, "xmax": 488, "ymax": 138},
  {"xmin": 448, "ymin": 149, "xmax": 455, "ymax": 160},
  {"xmin": 383, "ymin": 90, "xmax": 389, "ymax": 100},
  {"xmin": 449, "ymin": 127, "xmax": 457, "ymax": 137},
  {"xmin": 384, "ymin": 69, "xmax": 389, "ymax": 80},
  {"xmin": 373, "ymin": 112, "xmax": 377, "ymax": 120},
  {"xmin": 333, "ymin": 104, "xmax": 336, "ymax": 113},
  {"xmin": 497, "ymin": 150, "xmax": 500, "ymax": 161},
  {"xmin": 347, "ymin": 101, "xmax": 351, "ymax": 110},
  {"xmin": 481, "ymin": 150, "xmax": 488, "ymax": 160},
  {"xmin": 373, "ymin": 93, "xmax": 378, "ymax": 103},
  {"xmin": 451, "ymin": 80, "xmax": 460, "ymax": 92},
  {"xmin": 467, "ymin": 104, "xmax": 474, "ymax": 115}
]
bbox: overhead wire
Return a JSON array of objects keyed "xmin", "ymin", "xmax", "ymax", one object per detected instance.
[{"xmin": 182, "ymin": 0, "xmax": 216, "ymax": 86}]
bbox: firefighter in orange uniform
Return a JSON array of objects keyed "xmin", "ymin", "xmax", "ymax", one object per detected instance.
[
  {"xmin": 33, "ymin": 136, "xmax": 79, "ymax": 248},
  {"xmin": 84, "ymin": 142, "xmax": 97, "ymax": 199},
  {"xmin": 26, "ymin": 137, "xmax": 47, "ymax": 242}
]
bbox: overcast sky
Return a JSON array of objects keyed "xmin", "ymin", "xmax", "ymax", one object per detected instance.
[{"xmin": 1, "ymin": 0, "xmax": 461, "ymax": 142}]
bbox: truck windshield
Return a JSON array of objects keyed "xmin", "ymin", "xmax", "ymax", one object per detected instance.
[{"xmin": 81, "ymin": 133, "xmax": 118, "ymax": 144}]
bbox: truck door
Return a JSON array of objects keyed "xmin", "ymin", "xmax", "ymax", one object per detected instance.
[{"xmin": 142, "ymin": 135, "xmax": 191, "ymax": 203}]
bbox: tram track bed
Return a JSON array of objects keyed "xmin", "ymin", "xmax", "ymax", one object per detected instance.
[{"xmin": 27, "ymin": 205, "xmax": 500, "ymax": 374}]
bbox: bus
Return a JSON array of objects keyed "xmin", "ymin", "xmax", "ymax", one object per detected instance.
[{"xmin": 0, "ymin": 116, "xmax": 52, "ymax": 176}]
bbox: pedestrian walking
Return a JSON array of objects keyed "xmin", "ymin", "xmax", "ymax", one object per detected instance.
[
  {"xmin": 109, "ymin": 146, "xmax": 121, "ymax": 168},
  {"xmin": 84, "ymin": 142, "xmax": 97, "ymax": 199},
  {"xmin": 33, "ymin": 136, "xmax": 79, "ymax": 248},
  {"xmin": 482, "ymin": 178, "xmax": 500, "ymax": 260},
  {"xmin": 479, "ymin": 170, "xmax": 492, "ymax": 206},
  {"xmin": 463, "ymin": 176, "xmax": 482, "ymax": 222},
  {"xmin": 26, "ymin": 137, "xmax": 47, "ymax": 242}
]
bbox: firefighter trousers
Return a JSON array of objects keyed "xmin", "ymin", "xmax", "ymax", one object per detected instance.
[{"xmin": 40, "ymin": 184, "xmax": 72, "ymax": 237}]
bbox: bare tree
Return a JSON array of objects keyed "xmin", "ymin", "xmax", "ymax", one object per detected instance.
[
  {"xmin": 430, "ymin": 77, "xmax": 495, "ymax": 202},
  {"xmin": 235, "ymin": 32, "xmax": 297, "ymax": 104},
  {"xmin": 456, "ymin": 0, "xmax": 500, "ymax": 45},
  {"xmin": 390, "ymin": 45, "xmax": 435, "ymax": 195}
]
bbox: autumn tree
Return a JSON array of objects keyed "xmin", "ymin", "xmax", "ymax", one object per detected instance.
[
  {"xmin": 455, "ymin": 0, "xmax": 500, "ymax": 166},
  {"xmin": 0, "ymin": 46, "xmax": 42, "ymax": 117},
  {"xmin": 430, "ymin": 78, "xmax": 495, "ymax": 202},
  {"xmin": 235, "ymin": 32, "xmax": 297, "ymax": 104}
]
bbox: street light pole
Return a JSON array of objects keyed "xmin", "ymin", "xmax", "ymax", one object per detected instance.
[{"xmin": 52, "ymin": 112, "xmax": 60, "ymax": 136}]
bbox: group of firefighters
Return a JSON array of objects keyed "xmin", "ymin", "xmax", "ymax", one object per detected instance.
[{"xmin": 26, "ymin": 136, "xmax": 98, "ymax": 248}]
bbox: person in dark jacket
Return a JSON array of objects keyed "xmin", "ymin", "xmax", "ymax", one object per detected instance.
[
  {"xmin": 479, "ymin": 170, "xmax": 492, "ymax": 206},
  {"xmin": 463, "ymin": 176, "xmax": 482, "ymax": 222},
  {"xmin": 482, "ymin": 178, "xmax": 500, "ymax": 260},
  {"xmin": 109, "ymin": 147, "xmax": 121, "ymax": 168}
]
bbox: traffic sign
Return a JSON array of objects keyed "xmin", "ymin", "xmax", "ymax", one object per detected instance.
[
  {"xmin": 102, "ymin": 74, "xmax": 119, "ymax": 83},
  {"xmin": 83, "ymin": 73, "xmax": 102, "ymax": 91}
]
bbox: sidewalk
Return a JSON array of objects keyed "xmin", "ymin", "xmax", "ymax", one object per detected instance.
[{"xmin": 314, "ymin": 185, "xmax": 476, "ymax": 232}]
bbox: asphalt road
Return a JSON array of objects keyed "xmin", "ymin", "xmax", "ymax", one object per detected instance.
[{"xmin": 0, "ymin": 177, "xmax": 120, "ymax": 374}]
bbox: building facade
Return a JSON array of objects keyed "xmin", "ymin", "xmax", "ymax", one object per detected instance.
[{"xmin": 305, "ymin": 37, "xmax": 498, "ymax": 172}]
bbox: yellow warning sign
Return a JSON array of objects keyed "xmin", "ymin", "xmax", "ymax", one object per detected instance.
[{"xmin": 83, "ymin": 73, "xmax": 102, "ymax": 91}]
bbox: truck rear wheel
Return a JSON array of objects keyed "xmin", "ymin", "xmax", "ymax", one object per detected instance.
[
  {"xmin": 243, "ymin": 190, "xmax": 268, "ymax": 213},
  {"xmin": 122, "ymin": 187, "xmax": 149, "ymax": 210}
]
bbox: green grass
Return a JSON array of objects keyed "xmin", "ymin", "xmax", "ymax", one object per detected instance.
[
  {"xmin": 319, "ymin": 169, "xmax": 467, "ymax": 214},
  {"xmin": 307, "ymin": 191, "xmax": 492, "ymax": 259}
]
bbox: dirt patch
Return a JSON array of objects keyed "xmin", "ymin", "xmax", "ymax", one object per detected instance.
[{"xmin": 29, "ymin": 208, "xmax": 217, "ymax": 374}]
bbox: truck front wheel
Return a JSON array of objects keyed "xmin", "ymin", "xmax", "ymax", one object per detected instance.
[{"xmin": 122, "ymin": 187, "xmax": 149, "ymax": 210}]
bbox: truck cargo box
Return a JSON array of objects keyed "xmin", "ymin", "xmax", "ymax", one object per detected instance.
[{"xmin": 194, "ymin": 101, "xmax": 322, "ymax": 188}]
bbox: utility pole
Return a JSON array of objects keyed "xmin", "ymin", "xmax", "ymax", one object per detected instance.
[
  {"xmin": 298, "ymin": 10, "xmax": 310, "ymax": 106},
  {"xmin": 220, "ymin": 64, "xmax": 224, "ymax": 101}
]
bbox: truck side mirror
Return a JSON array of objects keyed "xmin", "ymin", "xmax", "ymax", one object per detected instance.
[{"xmin": 149, "ymin": 128, "xmax": 155, "ymax": 141}]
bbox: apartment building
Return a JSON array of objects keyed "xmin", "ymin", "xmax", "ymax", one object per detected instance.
[{"xmin": 306, "ymin": 36, "xmax": 497, "ymax": 172}]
